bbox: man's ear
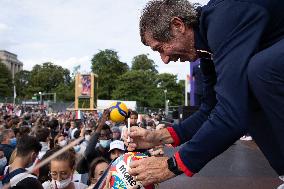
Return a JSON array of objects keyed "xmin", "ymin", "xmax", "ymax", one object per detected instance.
[
  {"xmin": 31, "ymin": 151, "xmax": 38, "ymax": 161},
  {"xmin": 170, "ymin": 17, "xmax": 186, "ymax": 34}
]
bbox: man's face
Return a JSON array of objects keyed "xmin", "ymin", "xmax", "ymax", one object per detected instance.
[
  {"xmin": 70, "ymin": 121, "xmax": 75, "ymax": 128},
  {"xmin": 144, "ymin": 27, "xmax": 197, "ymax": 64},
  {"xmin": 111, "ymin": 131, "xmax": 121, "ymax": 140},
  {"xmin": 99, "ymin": 129, "xmax": 111, "ymax": 140},
  {"xmin": 57, "ymin": 135, "xmax": 65, "ymax": 143},
  {"xmin": 8, "ymin": 131, "xmax": 15, "ymax": 140},
  {"xmin": 154, "ymin": 115, "xmax": 160, "ymax": 121}
]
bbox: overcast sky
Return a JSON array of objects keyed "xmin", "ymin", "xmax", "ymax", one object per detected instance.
[{"xmin": 0, "ymin": 0, "xmax": 209, "ymax": 80}]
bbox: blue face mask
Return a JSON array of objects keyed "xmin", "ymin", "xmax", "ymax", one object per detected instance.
[
  {"xmin": 73, "ymin": 145, "xmax": 81, "ymax": 153},
  {"xmin": 10, "ymin": 138, "xmax": 17, "ymax": 147},
  {"xmin": 99, "ymin": 139, "xmax": 111, "ymax": 149}
]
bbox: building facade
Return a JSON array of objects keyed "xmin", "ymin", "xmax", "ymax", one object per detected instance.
[{"xmin": 0, "ymin": 50, "xmax": 23, "ymax": 79}]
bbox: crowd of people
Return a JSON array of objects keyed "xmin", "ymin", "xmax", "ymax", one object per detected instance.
[{"xmin": 0, "ymin": 104, "xmax": 169, "ymax": 189}]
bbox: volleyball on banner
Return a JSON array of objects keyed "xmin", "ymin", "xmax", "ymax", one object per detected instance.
[{"xmin": 109, "ymin": 102, "xmax": 129, "ymax": 122}]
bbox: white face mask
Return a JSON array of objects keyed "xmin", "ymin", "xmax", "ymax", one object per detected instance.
[
  {"xmin": 146, "ymin": 126, "xmax": 152, "ymax": 130},
  {"xmin": 85, "ymin": 135, "xmax": 91, "ymax": 141},
  {"xmin": 0, "ymin": 157, "xmax": 7, "ymax": 169},
  {"xmin": 40, "ymin": 142, "xmax": 50, "ymax": 151},
  {"xmin": 52, "ymin": 177, "xmax": 72, "ymax": 189},
  {"xmin": 58, "ymin": 140, "xmax": 67, "ymax": 147}
]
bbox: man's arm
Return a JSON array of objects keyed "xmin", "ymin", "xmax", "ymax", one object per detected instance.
[
  {"xmin": 76, "ymin": 131, "xmax": 100, "ymax": 174},
  {"xmin": 76, "ymin": 109, "xmax": 109, "ymax": 173},
  {"xmin": 168, "ymin": 57, "xmax": 217, "ymax": 146},
  {"xmin": 84, "ymin": 109, "xmax": 109, "ymax": 160},
  {"xmin": 174, "ymin": 1, "xmax": 269, "ymax": 175}
]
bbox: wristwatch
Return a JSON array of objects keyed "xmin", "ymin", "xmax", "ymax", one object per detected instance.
[{"xmin": 167, "ymin": 157, "xmax": 183, "ymax": 175}]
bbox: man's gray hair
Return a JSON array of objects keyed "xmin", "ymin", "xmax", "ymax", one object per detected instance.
[{"xmin": 140, "ymin": 0, "xmax": 199, "ymax": 45}]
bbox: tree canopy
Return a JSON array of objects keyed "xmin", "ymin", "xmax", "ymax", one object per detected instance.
[
  {"xmin": 131, "ymin": 54, "xmax": 158, "ymax": 73},
  {"xmin": 111, "ymin": 55, "xmax": 184, "ymax": 107},
  {"xmin": 14, "ymin": 70, "xmax": 31, "ymax": 98},
  {"xmin": 28, "ymin": 62, "xmax": 71, "ymax": 94},
  {"xmin": 9, "ymin": 49, "xmax": 185, "ymax": 108},
  {"xmin": 156, "ymin": 73, "xmax": 184, "ymax": 106},
  {"xmin": 14, "ymin": 62, "xmax": 73, "ymax": 101},
  {"xmin": 91, "ymin": 49, "xmax": 129, "ymax": 99},
  {"xmin": 112, "ymin": 70, "xmax": 160, "ymax": 107},
  {"xmin": 0, "ymin": 61, "xmax": 13, "ymax": 97}
]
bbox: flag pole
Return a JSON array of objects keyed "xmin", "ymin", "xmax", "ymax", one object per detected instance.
[{"xmin": 13, "ymin": 85, "xmax": 16, "ymax": 105}]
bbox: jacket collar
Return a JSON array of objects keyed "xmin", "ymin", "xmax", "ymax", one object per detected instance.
[{"xmin": 193, "ymin": 6, "xmax": 212, "ymax": 60}]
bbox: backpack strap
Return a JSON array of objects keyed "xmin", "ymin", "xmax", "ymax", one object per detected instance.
[
  {"xmin": 2, "ymin": 168, "xmax": 28, "ymax": 186},
  {"xmin": 3, "ymin": 166, "xmax": 9, "ymax": 176},
  {"xmin": 10, "ymin": 172, "xmax": 37, "ymax": 187}
]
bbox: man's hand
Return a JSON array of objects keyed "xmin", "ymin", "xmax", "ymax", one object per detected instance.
[
  {"xmin": 149, "ymin": 145, "xmax": 164, "ymax": 157},
  {"xmin": 96, "ymin": 109, "xmax": 110, "ymax": 132},
  {"xmin": 101, "ymin": 109, "xmax": 110, "ymax": 123},
  {"xmin": 129, "ymin": 156, "xmax": 176, "ymax": 186},
  {"xmin": 123, "ymin": 126, "xmax": 175, "ymax": 151},
  {"xmin": 123, "ymin": 126, "xmax": 158, "ymax": 150},
  {"xmin": 80, "ymin": 125, "xmax": 85, "ymax": 137}
]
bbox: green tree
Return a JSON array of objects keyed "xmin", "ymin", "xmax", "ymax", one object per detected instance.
[
  {"xmin": 178, "ymin": 79, "xmax": 185, "ymax": 105},
  {"xmin": 91, "ymin": 49, "xmax": 129, "ymax": 99},
  {"xmin": 112, "ymin": 55, "xmax": 184, "ymax": 108},
  {"xmin": 14, "ymin": 70, "xmax": 31, "ymax": 98},
  {"xmin": 27, "ymin": 62, "xmax": 72, "ymax": 100},
  {"xmin": 156, "ymin": 73, "xmax": 184, "ymax": 106},
  {"xmin": 112, "ymin": 70, "xmax": 161, "ymax": 107},
  {"xmin": 0, "ymin": 61, "xmax": 13, "ymax": 97},
  {"xmin": 55, "ymin": 81, "xmax": 75, "ymax": 101},
  {"xmin": 131, "ymin": 54, "xmax": 158, "ymax": 73}
]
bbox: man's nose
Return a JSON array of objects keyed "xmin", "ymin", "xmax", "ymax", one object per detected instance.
[{"xmin": 160, "ymin": 54, "xmax": 170, "ymax": 64}]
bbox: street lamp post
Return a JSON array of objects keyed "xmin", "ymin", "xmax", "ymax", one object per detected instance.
[
  {"xmin": 166, "ymin": 99, "xmax": 169, "ymax": 116},
  {"xmin": 39, "ymin": 92, "xmax": 42, "ymax": 105},
  {"xmin": 164, "ymin": 89, "xmax": 167, "ymax": 116}
]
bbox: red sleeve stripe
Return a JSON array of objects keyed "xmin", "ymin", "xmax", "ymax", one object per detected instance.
[
  {"xmin": 166, "ymin": 127, "xmax": 181, "ymax": 147},
  {"xmin": 174, "ymin": 152, "xmax": 194, "ymax": 177}
]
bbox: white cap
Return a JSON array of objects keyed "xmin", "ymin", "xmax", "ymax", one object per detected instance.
[
  {"xmin": 71, "ymin": 128, "xmax": 78, "ymax": 139},
  {"xmin": 109, "ymin": 140, "xmax": 125, "ymax": 152}
]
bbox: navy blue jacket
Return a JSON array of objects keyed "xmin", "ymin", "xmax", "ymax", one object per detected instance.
[
  {"xmin": 0, "ymin": 144, "xmax": 14, "ymax": 164},
  {"xmin": 168, "ymin": 0, "xmax": 284, "ymax": 175}
]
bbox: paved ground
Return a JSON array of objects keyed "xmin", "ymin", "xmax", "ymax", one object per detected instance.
[{"xmin": 158, "ymin": 140, "xmax": 282, "ymax": 189}]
